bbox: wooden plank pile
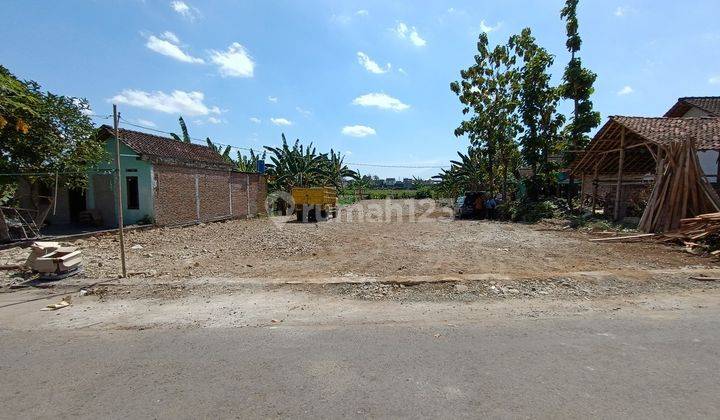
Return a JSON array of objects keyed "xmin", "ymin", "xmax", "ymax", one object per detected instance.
[
  {"xmin": 659, "ymin": 212, "xmax": 720, "ymax": 254},
  {"xmin": 638, "ymin": 139, "xmax": 720, "ymax": 233}
]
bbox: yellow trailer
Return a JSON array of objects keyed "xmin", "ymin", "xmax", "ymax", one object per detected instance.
[{"xmin": 291, "ymin": 187, "xmax": 338, "ymax": 222}]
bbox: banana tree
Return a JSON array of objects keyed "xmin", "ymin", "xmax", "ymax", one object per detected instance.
[
  {"xmin": 321, "ymin": 149, "xmax": 359, "ymax": 189},
  {"xmin": 206, "ymin": 137, "xmax": 232, "ymax": 162},
  {"xmin": 170, "ymin": 117, "xmax": 191, "ymax": 143}
]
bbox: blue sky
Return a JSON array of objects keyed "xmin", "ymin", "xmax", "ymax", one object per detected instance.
[{"xmin": 2, "ymin": 0, "xmax": 719, "ymax": 178}]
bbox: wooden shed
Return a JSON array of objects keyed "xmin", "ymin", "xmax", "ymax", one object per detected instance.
[{"xmin": 571, "ymin": 116, "xmax": 720, "ymax": 220}]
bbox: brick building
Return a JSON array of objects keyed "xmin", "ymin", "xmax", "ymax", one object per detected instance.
[{"xmin": 41, "ymin": 126, "xmax": 267, "ymax": 228}]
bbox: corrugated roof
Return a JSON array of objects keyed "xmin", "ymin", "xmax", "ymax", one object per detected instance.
[
  {"xmin": 664, "ymin": 96, "xmax": 720, "ymax": 117},
  {"xmin": 99, "ymin": 125, "xmax": 232, "ymax": 169}
]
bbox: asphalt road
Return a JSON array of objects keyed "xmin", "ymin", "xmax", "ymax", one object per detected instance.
[{"xmin": 1, "ymin": 310, "xmax": 719, "ymax": 419}]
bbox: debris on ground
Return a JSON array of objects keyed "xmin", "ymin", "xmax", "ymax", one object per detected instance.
[
  {"xmin": 659, "ymin": 212, "xmax": 720, "ymax": 255},
  {"xmin": 0, "ymin": 200, "xmax": 713, "ymax": 294},
  {"xmin": 32, "ymin": 244, "xmax": 83, "ymax": 280},
  {"xmin": 689, "ymin": 276, "xmax": 720, "ymax": 282},
  {"xmin": 41, "ymin": 296, "xmax": 71, "ymax": 311},
  {"xmin": 590, "ymin": 233, "xmax": 656, "ymax": 242}
]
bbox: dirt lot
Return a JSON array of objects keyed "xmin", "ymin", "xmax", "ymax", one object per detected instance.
[
  {"xmin": 1, "ymin": 199, "xmax": 714, "ymax": 285},
  {"xmin": 1, "ymin": 199, "xmax": 719, "ymax": 330}
]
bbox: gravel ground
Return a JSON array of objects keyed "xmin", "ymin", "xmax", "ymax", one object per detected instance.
[{"xmin": 0, "ymin": 199, "xmax": 715, "ymax": 295}]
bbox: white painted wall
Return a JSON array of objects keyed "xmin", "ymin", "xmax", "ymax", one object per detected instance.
[{"xmin": 680, "ymin": 105, "xmax": 717, "ymax": 181}]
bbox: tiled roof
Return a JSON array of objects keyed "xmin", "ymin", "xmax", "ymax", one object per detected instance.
[
  {"xmin": 610, "ymin": 116, "xmax": 720, "ymax": 150},
  {"xmin": 664, "ymin": 96, "xmax": 720, "ymax": 117},
  {"xmin": 99, "ymin": 125, "xmax": 232, "ymax": 168}
]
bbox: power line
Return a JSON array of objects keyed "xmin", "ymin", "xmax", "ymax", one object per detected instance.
[
  {"xmin": 115, "ymin": 117, "xmax": 449, "ymax": 171},
  {"xmin": 346, "ymin": 162, "xmax": 447, "ymax": 169},
  {"xmin": 0, "ymin": 170, "xmax": 115, "ymax": 177},
  {"xmin": 118, "ymin": 118, "xmax": 259, "ymax": 153}
]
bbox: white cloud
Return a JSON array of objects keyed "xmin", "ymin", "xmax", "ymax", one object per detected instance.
[
  {"xmin": 394, "ymin": 22, "xmax": 426, "ymax": 47},
  {"xmin": 614, "ymin": 6, "xmax": 627, "ymax": 17},
  {"xmin": 268, "ymin": 96, "xmax": 278, "ymax": 103},
  {"xmin": 398, "ymin": 68, "xmax": 407, "ymax": 75},
  {"xmin": 409, "ymin": 31, "xmax": 426, "ymax": 47},
  {"xmin": 145, "ymin": 32, "xmax": 204, "ymax": 64},
  {"xmin": 345, "ymin": 150, "xmax": 353, "ymax": 155},
  {"xmin": 342, "ymin": 125, "xmax": 376, "ymax": 137},
  {"xmin": 356, "ymin": 10, "xmax": 369, "ymax": 16},
  {"xmin": 160, "ymin": 31, "xmax": 179, "ymax": 44},
  {"xmin": 209, "ymin": 42, "xmax": 255, "ymax": 78},
  {"xmin": 709, "ymin": 75, "xmax": 720, "ymax": 85},
  {"xmin": 270, "ymin": 117, "xmax": 292, "ymax": 126},
  {"xmin": 296, "ymin": 107, "xmax": 312, "ymax": 117},
  {"xmin": 207, "ymin": 116, "xmax": 222, "ymax": 124},
  {"xmin": 249, "ymin": 117, "xmax": 261, "ymax": 124},
  {"xmin": 617, "ymin": 85, "xmax": 634, "ymax": 95},
  {"xmin": 110, "ymin": 89, "xmax": 221, "ymax": 116},
  {"xmin": 352, "ymin": 93, "xmax": 410, "ymax": 111},
  {"xmin": 136, "ymin": 119, "xmax": 157, "ymax": 127},
  {"xmin": 395, "ymin": 22, "xmax": 409, "ymax": 37},
  {"xmin": 357, "ymin": 52, "xmax": 390, "ymax": 74},
  {"xmin": 171, "ymin": 1, "xmax": 199, "ymax": 20},
  {"xmin": 480, "ymin": 20, "xmax": 502, "ymax": 33}
]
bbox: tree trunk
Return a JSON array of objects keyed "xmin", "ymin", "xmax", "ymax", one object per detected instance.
[{"xmin": 0, "ymin": 209, "xmax": 10, "ymax": 242}]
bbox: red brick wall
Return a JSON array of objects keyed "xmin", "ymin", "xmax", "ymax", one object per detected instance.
[
  {"xmin": 153, "ymin": 164, "xmax": 267, "ymax": 226},
  {"xmin": 229, "ymin": 173, "xmax": 248, "ymax": 219}
]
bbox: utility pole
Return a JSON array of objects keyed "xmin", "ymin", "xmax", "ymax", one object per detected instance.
[{"xmin": 113, "ymin": 105, "xmax": 127, "ymax": 277}]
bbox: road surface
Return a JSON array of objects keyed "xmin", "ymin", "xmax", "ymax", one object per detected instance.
[{"xmin": 2, "ymin": 303, "xmax": 719, "ymax": 419}]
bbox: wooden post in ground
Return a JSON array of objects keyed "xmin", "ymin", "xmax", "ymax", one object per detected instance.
[
  {"xmin": 579, "ymin": 173, "xmax": 586, "ymax": 210},
  {"xmin": 613, "ymin": 127, "xmax": 626, "ymax": 221},
  {"xmin": 113, "ymin": 104, "xmax": 127, "ymax": 278},
  {"xmin": 591, "ymin": 158, "xmax": 601, "ymax": 214}
]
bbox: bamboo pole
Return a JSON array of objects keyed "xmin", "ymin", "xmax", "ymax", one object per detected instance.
[
  {"xmin": 113, "ymin": 104, "xmax": 127, "ymax": 278},
  {"xmin": 613, "ymin": 127, "xmax": 626, "ymax": 221}
]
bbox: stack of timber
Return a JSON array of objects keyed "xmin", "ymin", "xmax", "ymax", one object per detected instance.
[
  {"xmin": 660, "ymin": 212, "xmax": 720, "ymax": 255},
  {"xmin": 638, "ymin": 139, "xmax": 720, "ymax": 233}
]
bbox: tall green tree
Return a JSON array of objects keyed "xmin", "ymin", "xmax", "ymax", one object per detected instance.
[
  {"xmin": 512, "ymin": 28, "xmax": 566, "ymax": 198},
  {"xmin": 0, "ymin": 65, "xmax": 105, "ymax": 207},
  {"xmin": 559, "ymin": 0, "xmax": 600, "ymax": 151},
  {"xmin": 450, "ymin": 32, "xmax": 521, "ymax": 198}
]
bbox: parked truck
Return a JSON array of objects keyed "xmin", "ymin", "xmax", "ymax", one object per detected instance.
[{"xmin": 291, "ymin": 187, "xmax": 338, "ymax": 222}]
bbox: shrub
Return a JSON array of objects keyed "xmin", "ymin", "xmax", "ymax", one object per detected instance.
[{"xmin": 501, "ymin": 199, "xmax": 558, "ymax": 223}]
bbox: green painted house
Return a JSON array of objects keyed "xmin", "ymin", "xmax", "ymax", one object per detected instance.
[{"xmin": 41, "ymin": 125, "xmax": 267, "ymax": 229}]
